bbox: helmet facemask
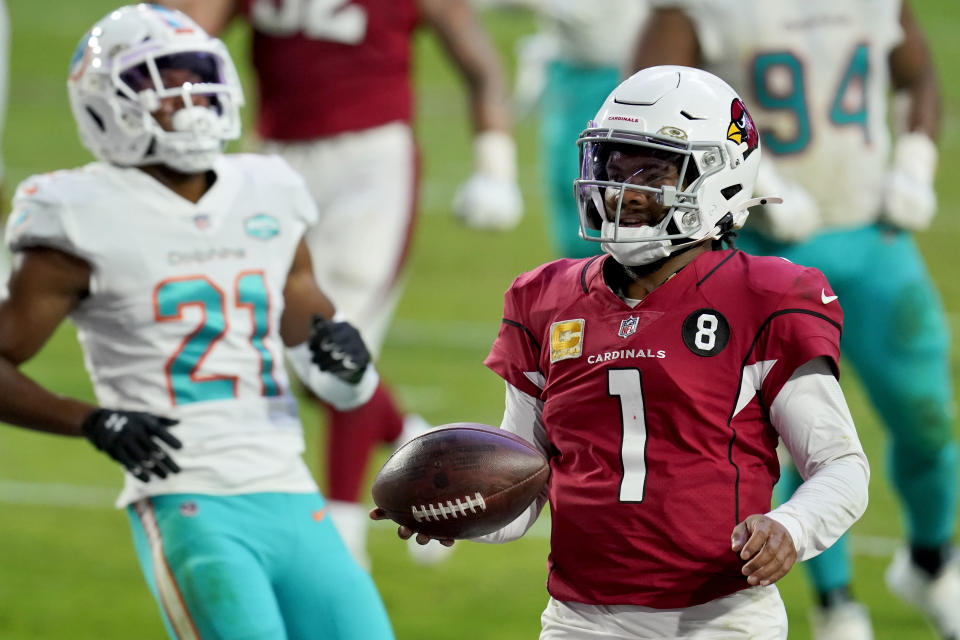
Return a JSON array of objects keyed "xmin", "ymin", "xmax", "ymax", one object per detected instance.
[
  {"xmin": 115, "ymin": 47, "xmax": 242, "ymax": 172},
  {"xmin": 575, "ymin": 129, "xmax": 729, "ymax": 266},
  {"xmin": 573, "ymin": 66, "xmax": 781, "ymax": 268}
]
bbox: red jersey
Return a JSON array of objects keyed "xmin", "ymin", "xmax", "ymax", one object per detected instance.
[
  {"xmin": 239, "ymin": 0, "xmax": 417, "ymax": 140},
  {"xmin": 484, "ymin": 250, "xmax": 843, "ymax": 608}
]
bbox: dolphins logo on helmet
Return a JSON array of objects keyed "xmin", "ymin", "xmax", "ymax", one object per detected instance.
[{"xmin": 727, "ymin": 98, "xmax": 758, "ymax": 157}]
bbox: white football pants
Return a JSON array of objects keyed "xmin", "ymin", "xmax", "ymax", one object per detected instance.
[{"xmin": 540, "ymin": 585, "xmax": 787, "ymax": 639}]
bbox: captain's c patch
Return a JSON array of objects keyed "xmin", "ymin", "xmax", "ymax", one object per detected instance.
[{"xmin": 550, "ymin": 319, "xmax": 585, "ymax": 363}]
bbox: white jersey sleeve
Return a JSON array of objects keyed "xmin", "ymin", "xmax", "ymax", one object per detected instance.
[
  {"xmin": 765, "ymin": 358, "xmax": 870, "ymax": 562},
  {"xmin": 471, "ymin": 381, "xmax": 550, "ymax": 544},
  {"xmin": 6, "ymin": 172, "xmax": 90, "ymax": 260}
]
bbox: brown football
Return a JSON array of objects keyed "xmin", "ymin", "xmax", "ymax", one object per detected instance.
[{"xmin": 371, "ymin": 423, "xmax": 549, "ymax": 539}]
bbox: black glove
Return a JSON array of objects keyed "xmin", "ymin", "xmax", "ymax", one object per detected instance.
[
  {"xmin": 81, "ymin": 409, "xmax": 182, "ymax": 482},
  {"xmin": 308, "ymin": 314, "xmax": 371, "ymax": 384}
]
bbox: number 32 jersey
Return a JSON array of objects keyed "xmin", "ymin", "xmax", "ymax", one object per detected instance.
[
  {"xmin": 485, "ymin": 251, "xmax": 843, "ymax": 608},
  {"xmin": 6, "ymin": 155, "xmax": 319, "ymax": 506},
  {"xmin": 239, "ymin": 0, "xmax": 417, "ymax": 140}
]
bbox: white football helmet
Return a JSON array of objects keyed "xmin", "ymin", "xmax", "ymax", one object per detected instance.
[
  {"xmin": 67, "ymin": 4, "xmax": 244, "ymax": 173},
  {"xmin": 574, "ymin": 65, "xmax": 777, "ymax": 266}
]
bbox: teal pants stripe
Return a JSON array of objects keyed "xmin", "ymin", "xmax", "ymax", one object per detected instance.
[
  {"xmin": 741, "ymin": 224, "xmax": 958, "ymax": 593},
  {"xmin": 540, "ymin": 60, "xmax": 620, "ymax": 259},
  {"xmin": 127, "ymin": 492, "xmax": 394, "ymax": 640}
]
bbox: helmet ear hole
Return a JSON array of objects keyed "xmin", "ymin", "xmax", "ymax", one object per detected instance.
[
  {"xmin": 85, "ymin": 107, "xmax": 106, "ymax": 132},
  {"xmin": 721, "ymin": 184, "xmax": 743, "ymax": 200}
]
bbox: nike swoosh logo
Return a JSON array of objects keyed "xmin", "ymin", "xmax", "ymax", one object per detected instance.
[{"xmin": 821, "ymin": 289, "xmax": 838, "ymax": 304}]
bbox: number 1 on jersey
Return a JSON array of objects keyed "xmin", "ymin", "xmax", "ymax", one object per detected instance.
[{"xmin": 609, "ymin": 368, "xmax": 648, "ymax": 502}]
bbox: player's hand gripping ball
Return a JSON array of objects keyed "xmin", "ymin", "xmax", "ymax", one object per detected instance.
[{"xmin": 372, "ymin": 423, "xmax": 549, "ymax": 539}]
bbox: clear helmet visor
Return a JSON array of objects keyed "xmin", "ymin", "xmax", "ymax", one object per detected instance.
[
  {"xmin": 109, "ymin": 46, "xmax": 242, "ymax": 171},
  {"xmin": 575, "ymin": 133, "xmax": 703, "ymax": 243},
  {"xmin": 117, "ymin": 50, "xmax": 232, "ymax": 115}
]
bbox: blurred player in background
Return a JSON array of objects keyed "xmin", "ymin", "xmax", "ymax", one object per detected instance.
[
  {"xmin": 165, "ymin": 0, "xmax": 522, "ymax": 567},
  {"xmin": 0, "ymin": 5, "xmax": 392, "ymax": 638},
  {"xmin": 501, "ymin": 0, "xmax": 648, "ymax": 258},
  {"xmin": 633, "ymin": 2, "xmax": 960, "ymax": 639},
  {"xmin": 376, "ymin": 65, "xmax": 870, "ymax": 639}
]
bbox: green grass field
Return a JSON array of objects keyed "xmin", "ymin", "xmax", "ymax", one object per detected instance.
[{"xmin": 0, "ymin": 1, "xmax": 958, "ymax": 638}]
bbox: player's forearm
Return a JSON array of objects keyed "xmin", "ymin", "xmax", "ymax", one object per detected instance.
[
  {"xmin": 630, "ymin": 9, "xmax": 700, "ymax": 73},
  {"xmin": 422, "ymin": 0, "xmax": 512, "ymax": 133},
  {"xmin": 469, "ymin": 382, "xmax": 550, "ymax": 544},
  {"xmin": 891, "ymin": 4, "xmax": 941, "ymax": 138},
  {"xmin": 0, "ymin": 355, "xmax": 94, "ymax": 436},
  {"xmin": 901, "ymin": 72, "xmax": 940, "ymax": 140},
  {"xmin": 471, "ymin": 489, "xmax": 547, "ymax": 544},
  {"xmin": 766, "ymin": 454, "xmax": 868, "ymax": 562},
  {"xmin": 767, "ymin": 359, "xmax": 870, "ymax": 560}
]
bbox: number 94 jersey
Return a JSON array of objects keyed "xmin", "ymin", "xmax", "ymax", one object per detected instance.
[
  {"xmin": 6, "ymin": 155, "xmax": 319, "ymax": 505},
  {"xmin": 484, "ymin": 251, "xmax": 843, "ymax": 608},
  {"xmin": 658, "ymin": 0, "xmax": 903, "ymax": 227}
]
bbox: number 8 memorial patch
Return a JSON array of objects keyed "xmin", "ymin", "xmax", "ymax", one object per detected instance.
[{"xmin": 681, "ymin": 309, "xmax": 730, "ymax": 357}]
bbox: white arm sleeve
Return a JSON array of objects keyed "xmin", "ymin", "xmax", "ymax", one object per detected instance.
[
  {"xmin": 472, "ymin": 382, "xmax": 550, "ymax": 544},
  {"xmin": 285, "ymin": 341, "xmax": 379, "ymax": 411},
  {"xmin": 765, "ymin": 357, "xmax": 870, "ymax": 562}
]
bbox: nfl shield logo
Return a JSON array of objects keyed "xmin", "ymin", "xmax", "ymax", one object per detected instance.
[
  {"xmin": 619, "ymin": 316, "xmax": 639, "ymax": 338},
  {"xmin": 193, "ymin": 214, "xmax": 210, "ymax": 230}
]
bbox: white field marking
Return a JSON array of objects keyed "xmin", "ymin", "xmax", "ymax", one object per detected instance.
[
  {"xmin": 0, "ymin": 479, "xmax": 117, "ymax": 508},
  {"xmin": 386, "ymin": 318, "xmax": 499, "ymax": 350},
  {"xmin": 390, "ymin": 314, "xmax": 960, "ymax": 351},
  {"xmin": 0, "ymin": 479, "xmax": 909, "ymax": 557}
]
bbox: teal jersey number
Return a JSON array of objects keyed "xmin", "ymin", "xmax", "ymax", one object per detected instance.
[
  {"xmin": 829, "ymin": 43, "xmax": 870, "ymax": 141},
  {"xmin": 155, "ymin": 273, "xmax": 280, "ymax": 406},
  {"xmin": 237, "ymin": 271, "xmax": 281, "ymax": 397},
  {"xmin": 752, "ymin": 44, "xmax": 870, "ymax": 154},
  {"xmin": 752, "ymin": 52, "xmax": 811, "ymax": 154}
]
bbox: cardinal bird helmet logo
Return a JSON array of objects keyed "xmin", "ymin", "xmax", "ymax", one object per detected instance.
[{"xmin": 727, "ymin": 98, "xmax": 759, "ymax": 157}]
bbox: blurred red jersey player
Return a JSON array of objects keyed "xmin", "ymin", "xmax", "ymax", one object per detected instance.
[{"xmin": 165, "ymin": 0, "xmax": 524, "ymax": 566}]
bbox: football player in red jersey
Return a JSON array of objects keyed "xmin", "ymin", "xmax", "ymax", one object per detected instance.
[
  {"xmin": 634, "ymin": 5, "xmax": 960, "ymax": 640},
  {"xmin": 373, "ymin": 66, "xmax": 870, "ymax": 638},
  {"xmin": 163, "ymin": 0, "xmax": 522, "ymax": 566}
]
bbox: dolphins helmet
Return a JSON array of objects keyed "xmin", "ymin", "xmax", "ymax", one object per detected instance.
[{"xmin": 67, "ymin": 4, "xmax": 244, "ymax": 172}]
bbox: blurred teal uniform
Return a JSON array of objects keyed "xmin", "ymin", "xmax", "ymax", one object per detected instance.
[
  {"xmin": 654, "ymin": 0, "xmax": 959, "ymax": 608},
  {"xmin": 541, "ymin": 61, "xmax": 620, "ymax": 258},
  {"xmin": 128, "ymin": 493, "xmax": 392, "ymax": 640},
  {"xmin": 517, "ymin": 0, "xmax": 648, "ymax": 258}
]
